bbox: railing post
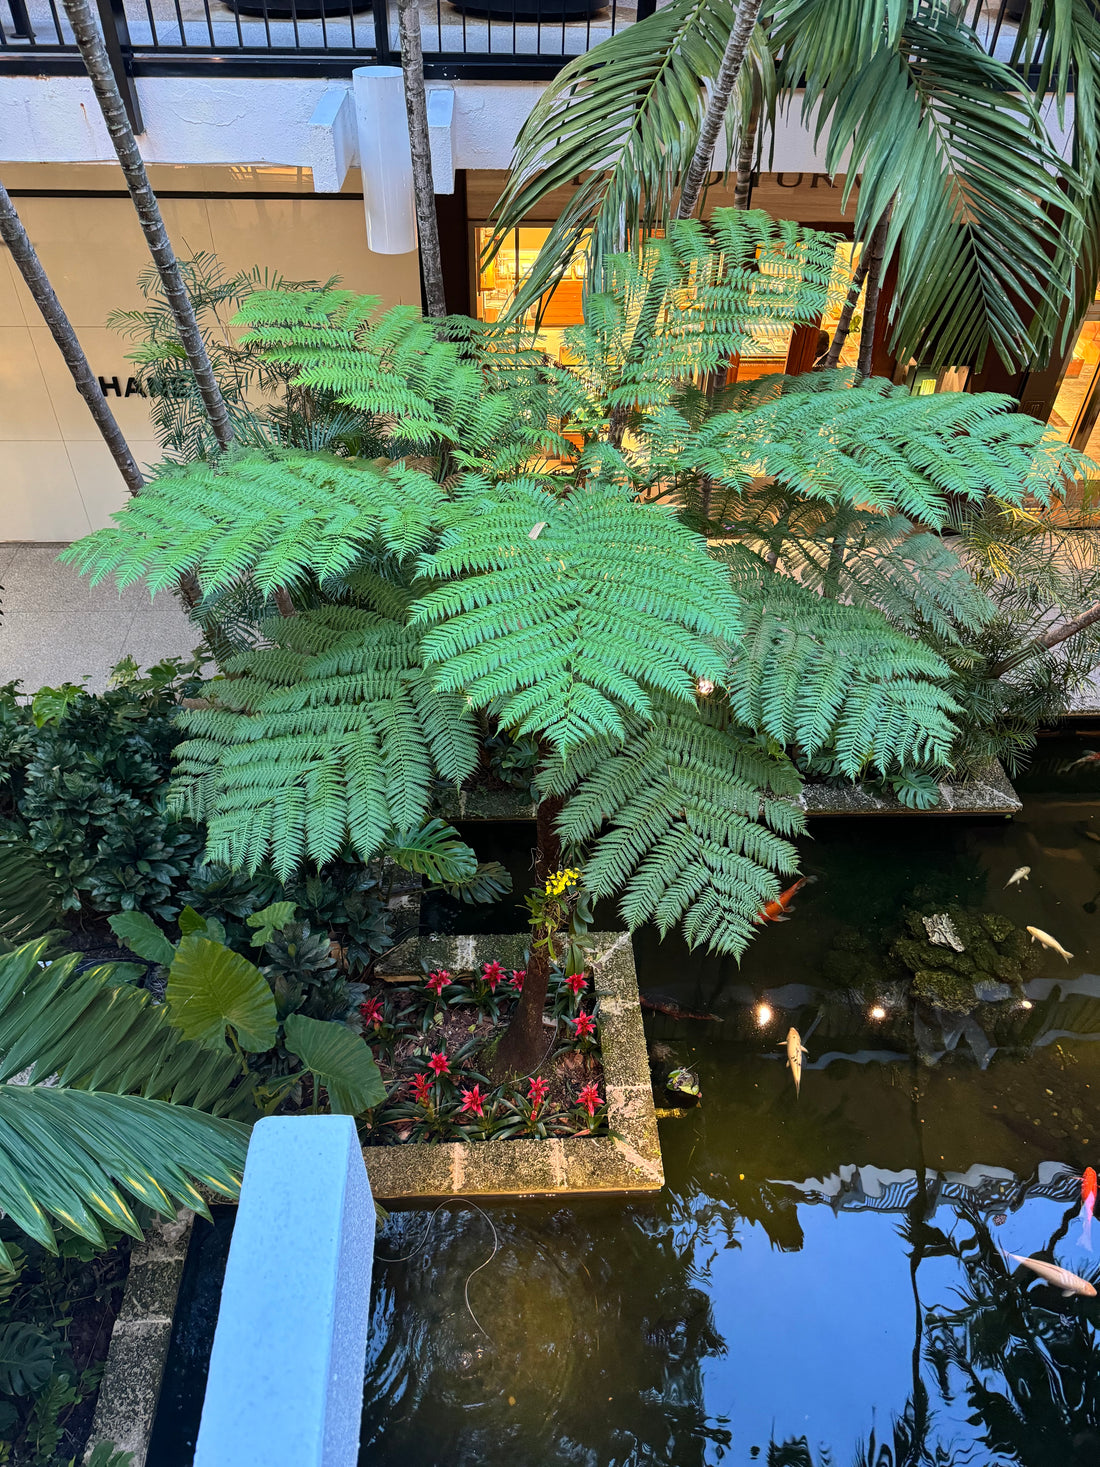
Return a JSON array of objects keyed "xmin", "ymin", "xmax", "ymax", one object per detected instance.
[
  {"xmin": 92, "ymin": 0, "xmax": 144, "ymax": 135},
  {"xmin": 635, "ymin": 0, "xmax": 656, "ymax": 17},
  {"xmin": 372, "ymin": 0, "xmax": 392, "ymax": 63}
]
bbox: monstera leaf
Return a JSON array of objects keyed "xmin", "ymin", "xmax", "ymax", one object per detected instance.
[
  {"xmin": 283, "ymin": 1013, "xmax": 386, "ymax": 1115},
  {"xmin": 166, "ymin": 934, "xmax": 278, "ymax": 1053}
]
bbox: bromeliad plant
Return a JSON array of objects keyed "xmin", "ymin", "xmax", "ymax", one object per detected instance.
[{"xmin": 63, "ymin": 211, "xmax": 1083, "ymax": 1073}]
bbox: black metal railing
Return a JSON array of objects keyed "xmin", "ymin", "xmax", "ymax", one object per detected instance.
[{"xmin": 0, "ymin": 0, "xmax": 1048, "ymax": 105}]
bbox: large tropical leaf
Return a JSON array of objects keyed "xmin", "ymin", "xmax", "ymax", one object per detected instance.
[
  {"xmin": 0, "ymin": 1323, "xmax": 55, "ymax": 1394},
  {"xmin": 165, "ymin": 933, "xmax": 277, "ymax": 1053},
  {"xmin": 777, "ymin": 0, "xmax": 1075, "ymax": 368},
  {"xmin": 486, "ymin": 0, "xmax": 772, "ymax": 318},
  {"xmin": 0, "ymin": 940, "xmax": 255, "ymax": 1120},
  {"xmin": 107, "ymin": 910, "xmax": 176, "ymax": 966},
  {"xmin": 383, "ymin": 819, "xmax": 479, "ymax": 884},
  {"xmin": 0, "ymin": 1086, "xmax": 247, "ymax": 1269},
  {"xmin": 283, "ymin": 1013, "xmax": 386, "ymax": 1115}
]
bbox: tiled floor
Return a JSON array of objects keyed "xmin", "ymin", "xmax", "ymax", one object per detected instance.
[{"xmin": 0, "ymin": 543, "xmax": 198, "ymax": 694}]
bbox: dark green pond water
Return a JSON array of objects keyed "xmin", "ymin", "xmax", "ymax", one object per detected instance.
[{"xmin": 151, "ymin": 771, "xmax": 1100, "ymax": 1467}]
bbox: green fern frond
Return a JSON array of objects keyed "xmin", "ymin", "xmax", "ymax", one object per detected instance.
[
  {"xmin": 172, "ymin": 607, "xmax": 478, "ymax": 877},
  {"xmin": 413, "ymin": 479, "xmax": 740, "ymax": 753},
  {"xmin": 547, "ymin": 697, "xmax": 803, "ymax": 957}
]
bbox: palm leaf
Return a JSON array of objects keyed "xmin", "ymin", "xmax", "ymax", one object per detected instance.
[
  {"xmin": 779, "ymin": 0, "xmax": 1075, "ymax": 368},
  {"xmin": 0, "ymin": 939, "xmax": 256, "ymax": 1120},
  {"xmin": 485, "ymin": 0, "xmax": 771, "ymax": 319},
  {"xmin": 0, "ymin": 1086, "xmax": 247, "ymax": 1269},
  {"xmin": 0, "ymin": 838, "xmax": 63, "ymax": 945}
]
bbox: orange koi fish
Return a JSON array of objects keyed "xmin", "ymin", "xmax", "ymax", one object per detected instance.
[
  {"xmin": 755, "ymin": 876, "xmax": 816, "ymax": 924},
  {"xmin": 1081, "ymin": 1168, "xmax": 1097, "ymax": 1252}
]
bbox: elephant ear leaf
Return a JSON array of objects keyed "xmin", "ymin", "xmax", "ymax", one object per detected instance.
[
  {"xmin": 283, "ymin": 1013, "xmax": 386, "ymax": 1115},
  {"xmin": 0, "ymin": 1323, "xmax": 55, "ymax": 1395},
  {"xmin": 166, "ymin": 934, "xmax": 277, "ymax": 1053},
  {"xmin": 108, "ymin": 911, "xmax": 176, "ymax": 966}
]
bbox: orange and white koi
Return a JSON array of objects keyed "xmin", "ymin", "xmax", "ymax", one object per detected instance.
[
  {"xmin": 1010, "ymin": 1253, "xmax": 1096, "ymax": 1297},
  {"xmin": 1081, "ymin": 1167, "xmax": 1097, "ymax": 1252},
  {"xmin": 755, "ymin": 876, "xmax": 816, "ymax": 925}
]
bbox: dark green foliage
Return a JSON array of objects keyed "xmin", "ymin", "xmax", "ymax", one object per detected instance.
[
  {"xmin": 0, "ymin": 1220, "xmax": 130, "ymax": 1467},
  {"xmin": 0, "ymin": 662, "xmax": 205, "ymax": 921}
]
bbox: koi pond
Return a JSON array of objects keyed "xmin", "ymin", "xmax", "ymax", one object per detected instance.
[{"xmin": 151, "ymin": 751, "xmax": 1100, "ymax": 1467}]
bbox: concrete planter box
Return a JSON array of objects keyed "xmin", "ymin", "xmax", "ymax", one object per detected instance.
[{"xmin": 368, "ymin": 930, "xmax": 664, "ymax": 1203}]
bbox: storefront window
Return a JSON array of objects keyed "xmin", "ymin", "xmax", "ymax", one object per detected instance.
[
  {"xmin": 1049, "ymin": 313, "xmax": 1100, "ymax": 458},
  {"xmin": 474, "ymin": 227, "xmax": 869, "ymax": 382}
]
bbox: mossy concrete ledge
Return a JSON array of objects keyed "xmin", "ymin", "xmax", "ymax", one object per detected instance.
[
  {"xmin": 370, "ymin": 930, "xmax": 664, "ymax": 1203},
  {"xmin": 84, "ymin": 1209, "xmax": 195, "ymax": 1466}
]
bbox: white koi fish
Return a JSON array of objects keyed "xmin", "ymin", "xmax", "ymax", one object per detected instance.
[
  {"xmin": 1009, "ymin": 1254, "xmax": 1097, "ymax": 1298},
  {"xmin": 784, "ymin": 1027, "xmax": 807, "ymax": 1097},
  {"xmin": 1004, "ymin": 866, "xmax": 1031, "ymax": 888},
  {"xmin": 1027, "ymin": 926, "xmax": 1074, "ymax": 962}
]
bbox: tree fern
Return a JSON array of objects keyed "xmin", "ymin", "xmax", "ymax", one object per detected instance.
[
  {"xmin": 546, "ymin": 697, "xmax": 803, "ymax": 956},
  {"xmin": 719, "ymin": 567, "xmax": 959, "ymax": 773},
  {"xmin": 413, "ymin": 477, "xmax": 740, "ymax": 753},
  {"xmin": 172, "ymin": 606, "xmax": 479, "ymax": 876},
  {"xmin": 59, "ymin": 452, "xmax": 444, "ymax": 599}
]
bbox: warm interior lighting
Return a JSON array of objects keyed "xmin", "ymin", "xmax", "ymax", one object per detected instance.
[
  {"xmin": 869, "ymin": 1005, "xmax": 886, "ymax": 1020},
  {"xmin": 755, "ymin": 1003, "xmax": 773, "ymax": 1025}
]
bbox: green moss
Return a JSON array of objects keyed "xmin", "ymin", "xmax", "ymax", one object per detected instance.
[{"xmin": 912, "ymin": 968, "xmax": 979, "ymax": 1012}]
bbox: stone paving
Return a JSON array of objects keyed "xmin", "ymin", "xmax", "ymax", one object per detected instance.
[{"xmin": 0, "ymin": 543, "xmax": 196, "ymax": 694}]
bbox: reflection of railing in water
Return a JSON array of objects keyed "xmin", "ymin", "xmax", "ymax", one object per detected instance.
[{"xmin": 776, "ymin": 1160, "xmax": 1081, "ymax": 1218}]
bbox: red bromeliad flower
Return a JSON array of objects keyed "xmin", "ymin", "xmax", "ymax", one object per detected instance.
[
  {"xmin": 482, "ymin": 960, "xmax": 505, "ymax": 991},
  {"xmin": 571, "ymin": 1010, "xmax": 597, "ymax": 1039},
  {"xmin": 359, "ymin": 996, "xmax": 384, "ymax": 1029},
  {"xmin": 427, "ymin": 1051, "xmax": 450, "ymax": 1078},
  {"xmin": 576, "ymin": 1082, "xmax": 603, "ymax": 1117},
  {"xmin": 564, "ymin": 972, "xmax": 588, "ymax": 997},
  {"xmin": 527, "ymin": 1075, "xmax": 550, "ymax": 1111},
  {"xmin": 425, "ymin": 969, "xmax": 451, "ymax": 997},
  {"xmin": 411, "ymin": 1074, "xmax": 433, "ymax": 1106},
  {"xmin": 509, "ymin": 969, "xmax": 526, "ymax": 992},
  {"xmin": 459, "ymin": 1084, "xmax": 486, "ymax": 1118}
]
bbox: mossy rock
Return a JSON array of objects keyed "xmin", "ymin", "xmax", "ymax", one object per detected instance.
[{"xmin": 912, "ymin": 968, "xmax": 979, "ymax": 1013}]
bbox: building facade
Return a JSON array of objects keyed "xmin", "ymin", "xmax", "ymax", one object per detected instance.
[{"xmin": 0, "ymin": 0, "xmax": 1087, "ymax": 539}]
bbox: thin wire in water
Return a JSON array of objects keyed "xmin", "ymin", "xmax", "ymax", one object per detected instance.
[{"xmin": 376, "ymin": 1201, "xmax": 501, "ymax": 1342}]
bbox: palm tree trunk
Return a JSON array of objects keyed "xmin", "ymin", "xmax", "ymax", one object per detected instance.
[
  {"xmin": 0, "ymin": 180, "xmax": 144, "ymax": 497},
  {"xmin": 397, "ymin": 0, "xmax": 447, "ymax": 319},
  {"xmin": 676, "ymin": 0, "xmax": 765, "ymax": 221},
  {"xmin": 856, "ymin": 209, "xmax": 891, "ymax": 378},
  {"xmin": 61, "ymin": 0, "xmax": 234, "ymax": 451},
  {"xmin": 990, "ymin": 601, "xmax": 1100, "ymax": 679},
  {"xmin": 733, "ymin": 96, "xmax": 760, "ymax": 210},
  {"xmin": 822, "ymin": 252, "xmax": 870, "ymax": 369}
]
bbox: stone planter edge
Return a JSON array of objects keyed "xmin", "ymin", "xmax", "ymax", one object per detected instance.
[{"xmin": 368, "ymin": 929, "xmax": 664, "ymax": 1203}]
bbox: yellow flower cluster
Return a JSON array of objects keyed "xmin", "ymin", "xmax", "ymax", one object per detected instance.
[{"xmin": 544, "ymin": 867, "xmax": 582, "ymax": 897}]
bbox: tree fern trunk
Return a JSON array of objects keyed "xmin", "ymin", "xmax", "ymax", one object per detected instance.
[
  {"xmin": 675, "ymin": 0, "xmax": 765, "ymax": 221},
  {"xmin": 397, "ymin": 0, "xmax": 447, "ymax": 319},
  {"xmin": 0, "ymin": 181, "xmax": 144, "ymax": 496},
  {"xmin": 856, "ymin": 209, "xmax": 891, "ymax": 378},
  {"xmin": 490, "ymin": 791, "xmax": 564, "ymax": 1081},
  {"xmin": 822, "ymin": 252, "xmax": 870, "ymax": 370},
  {"xmin": 61, "ymin": 0, "xmax": 234, "ymax": 452}
]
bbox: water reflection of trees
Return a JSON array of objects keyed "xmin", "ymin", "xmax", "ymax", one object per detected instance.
[
  {"xmin": 761, "ymin": 1197, "xmax": 1100, "ymax": 1467},
  {"xmin": 923, "ymin": 1204, "xmax": 1100, "ymax": 1467}
]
